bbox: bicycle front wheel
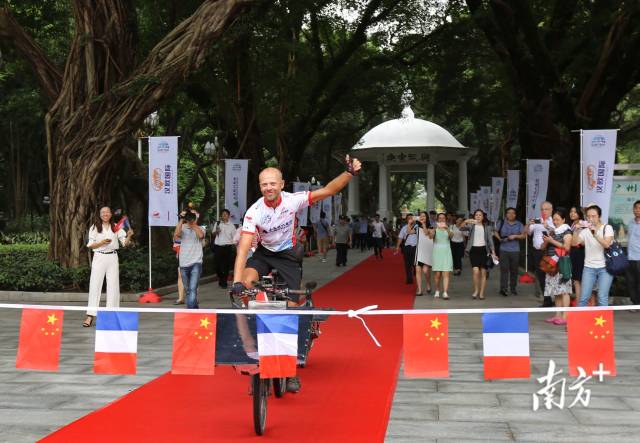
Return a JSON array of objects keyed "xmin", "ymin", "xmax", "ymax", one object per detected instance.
[{"xmin": 252, "ymin": 374, "xmax": 268, "ymax": 435}]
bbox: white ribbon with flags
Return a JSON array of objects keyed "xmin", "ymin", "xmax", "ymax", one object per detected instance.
[
  {"xmin": 292, "ymin": 182, "xmax": 310, "ymax": 226},
  {"xmin": 491, "ymin": 177, "xmax": 505, "ymax": 222},
  {"xmin": 506, "ymin": 170, "xmax": 520, "ymax": 209},
  {"xmin": 526, "ymin": 160, "xmax": 550, "ymax": 220},
  {"xmin": 148, "ymin": 136, "xmax": 179, "ymax": 226},
  {"xmin": 309, "ymin": 185, "xmax": 321, "ymax": 224},
  {"xmin": 581, "ymin": 130, "xmax": 617, "ymax": 223},
  {"xmin": 224, "ymin": 159, "xmax": 248, "ymax": 224}
]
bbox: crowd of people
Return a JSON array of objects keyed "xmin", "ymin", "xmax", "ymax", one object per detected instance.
[{"xmin": 81, "ymin": 198, "xmax": 640, "ymax": 329}]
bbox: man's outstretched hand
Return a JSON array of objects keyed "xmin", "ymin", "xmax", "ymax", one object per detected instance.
[{"xmin": 346, "ymin": 155, "xmax": 361, "ymax": 176}]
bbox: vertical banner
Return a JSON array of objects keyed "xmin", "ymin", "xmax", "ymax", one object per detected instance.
[
  {"xmin": 309, "ymin": 185, "xmax": 321, "ymax": 224},
  {"xmin": 292, "ymin": 182, "xmax": 310, "ymax": 226},
  {"xmin": 480, "ymin": 186, "xmax": 491, "ymax": 216},
  {"xmin": 224, "ymin": 159, "xmax": 249, "ymax": 224},
  {"xmin": 334, "ymin": 193, "xmax": 343, "ymax": 219},
  {"xmin": 506, "ymin": 170, "xmax": 520, "ymax": 209},
  {"xmin": 581, "ymin": 130, "xmax": 618, "ymax": 223},
  {"xmin": 322, "ymin": 197, "xmax": 333, "ymax": 226},
  {"xmin": 470, "ymin": 193, "xmax": 479, "ymax": 213},
  {"xmin": 526, "ymin": 160, "xmax": 550, "ymax": 220},
  {"xmin": 491, "ymin": 177, "xmax": 505, "ymax": 222},
  {"xmin": 148, "ymin": 136, "xmax": 179, "ymax": 226}
]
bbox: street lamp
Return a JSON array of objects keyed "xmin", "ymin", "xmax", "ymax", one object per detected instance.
[
  {"xmin": 204, "ymin": 137, "xmax": 221, "ymax": 221},
  {"xmin": 137, "ymin": 111, "xmax": 159, "ymax": 160}
]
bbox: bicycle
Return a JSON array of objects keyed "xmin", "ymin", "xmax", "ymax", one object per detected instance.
[{"xmin": 216, "ymin": 273, "xmax": 329, "ymax": 436}]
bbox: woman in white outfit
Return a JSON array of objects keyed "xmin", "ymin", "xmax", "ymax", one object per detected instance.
[
  {"xmin": 84, "ymin": 206, "xmax": 134, "ymax": 327},
  {"xmin": 414, "ymin": 211, "xmax": 434, "ymax": 296}
]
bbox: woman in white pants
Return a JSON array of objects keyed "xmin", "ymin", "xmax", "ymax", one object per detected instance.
[{"xmin": 84, "ymin": 207, "xmax": 134, "ymax": 327}]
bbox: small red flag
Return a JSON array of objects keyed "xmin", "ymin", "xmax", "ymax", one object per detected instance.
[
  {"xmin": 403, "ymin": 314, "xmax": 449, "ymax": 378},
  {"xmin": 171, "ymin": 313, "xmax": 217, "ymax": 375},
  {"xmin": 16, "ymin": 309, "xmax": 64, "ymax": 371},
  {"xmin": 567, "ymin": 310, "xmax": 616, "ymax": 377}
]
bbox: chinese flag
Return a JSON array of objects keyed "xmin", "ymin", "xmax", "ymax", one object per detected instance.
[
  {"xmin": 171, "ymin": 313, "xmax": 217, "ymax": 375},
  {"xmin": 16, "ymin": 309, "xmax": 64, "ymax": 371},
  {"xmin": 403, "ymin": 314, "xmax": 449, "ymax": 378},
  {"xmin": 567, "ymin": 310, "xmax": 616, "ymax": 377}
]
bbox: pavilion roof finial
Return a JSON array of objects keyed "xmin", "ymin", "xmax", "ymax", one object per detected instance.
[{"xmin": 400, "ymin": 89, "xmax": 414, "ymax": 120}]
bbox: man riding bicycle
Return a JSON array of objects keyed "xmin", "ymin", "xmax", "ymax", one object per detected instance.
[{"xmin": 231, "ymin": 155, "xmax": 362, "ymax": 392}]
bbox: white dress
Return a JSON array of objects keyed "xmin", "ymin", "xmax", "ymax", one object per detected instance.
[{"xmin": 415, "ymin": 227, "xmax": 433, "ymax": 266}]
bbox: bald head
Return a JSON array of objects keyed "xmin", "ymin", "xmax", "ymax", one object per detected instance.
[{"xmin": 259, "ymin": 167, "xmax": 285, "ymax": 202}]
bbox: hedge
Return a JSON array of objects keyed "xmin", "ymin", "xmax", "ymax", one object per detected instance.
[{"xmin": 0, "ymin": 244, "xmax": 214, "ymax": 292}]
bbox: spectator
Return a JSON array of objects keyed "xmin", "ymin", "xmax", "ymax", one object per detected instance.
[
  {"xmin": 174, "ymin": 208, "xmax": 206, "ymax": 309},
  {"xmin": 414, "ymin": 211, "xmax": 433, "ymax": 295},
  {"xmin": 371, "ymin": 214, "xmax": 387, "ymax": 259},
  {"xmin": 428, "ymin": 211, "xmax": 437, "ymax": 228},
  {"xmin": 541, "ymin": 208, "xmax": 573, "ymax": 325},
  {"xmin": 450, "ymin": 216, "xmax": 467, "ymax": 276},
  {"xmin": 84, "ymin": 206, "xmax": 135, "ymax": 327},
  {"xmin": 429, "ymin": 213, "xmax": 454, "ymax": 299},
  {"xmin": 462, "ymin": 209, "xmax": 497, "ymax": 300},
  {"xmin": 529, "ymin": 201, "xmax": 555, "ymax": 307},
  {"xmin": 314, "ymin": 211, "xmax": 331, "ymax": 263},
  {"xmin": 211, "ymin": 209, "xmax": 236, "ymax": 289},
  {"xmin": 383, "ymin": 217, "xmax": 392, "ymax": 248},
  {"xmin": 333, "ymin": 216, "xmax": 352, "ymax": 266},
  {"xmin": 569, "ymin": 206, "xmax": 586, "ymax": 302},
  {"xmin": 572, "ymin": 205, "xmax": 615, "ymax": 306},
  {"xmin": 494, "ymin": 207, "xmax": 526, "ymax": 296},
  {"xmin": 626, "ymin": 200, "xmax": 640, "ymax": 307},
  {"xmin": 396, "ymin": 214, "xmax": 419, "ymax": 285}
]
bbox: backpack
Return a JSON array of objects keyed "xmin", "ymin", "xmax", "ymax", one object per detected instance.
[{"xmin": 604, "ymin": 226, "xmax": 629, "ymax": 275}]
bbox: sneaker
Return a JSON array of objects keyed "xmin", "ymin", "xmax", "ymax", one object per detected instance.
[
  {"xmin": 286, "ymin": 376, "xmax": 301, "ymax": 393},
  {"xmin": 442, "ymin": 292, "xmax": 449, "ymax": 300},
  {"xmin": 500, "ymin": 289, "xmax": 509, "ymax": 297},
  {"xmin": 434, "ymin": 291, "xmax": 440, "ymax": 298}
]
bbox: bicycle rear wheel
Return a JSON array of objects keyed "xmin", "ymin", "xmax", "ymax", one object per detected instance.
[
  {"xmin": 252, "ymin": 374, "xmax": 268, "ymax": 435},
  {"xmin": 273, "ymin": 377, "xmax": 286, "ymax": 398}
]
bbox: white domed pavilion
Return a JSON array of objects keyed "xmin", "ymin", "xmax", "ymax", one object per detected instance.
[{"xmin": 347, "ymin": 92, "xmax": 477, "ymax": 217}]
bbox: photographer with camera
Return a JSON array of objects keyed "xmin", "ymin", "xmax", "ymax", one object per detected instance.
[
  {"xmin": 84, "ymin": 206, "xmax": 135, "ymax": 327},
  {"xmin": 528, "ymin": 201, "xmax": 555, "ymax": 306},
  {"xmin": 174, "ymin": 207, "xmax": 205, "ymax": 309}
]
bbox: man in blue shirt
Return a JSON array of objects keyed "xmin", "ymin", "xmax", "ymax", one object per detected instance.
[
  {"xmin": 494, "ymin": 207, "xmax": 526, "ymax": 296},
  {"xmin": 626, "ymin": 200, "xmax": 640, "ymax": 305}
]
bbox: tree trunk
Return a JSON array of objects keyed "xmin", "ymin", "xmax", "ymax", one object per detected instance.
[{"xmin": 1, "ymin": 0, "xmax": 251, "ymax": 267}]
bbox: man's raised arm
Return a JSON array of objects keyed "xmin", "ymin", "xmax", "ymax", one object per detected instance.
[{"xmin": 310, "ymin": 155, "xmax": 361, "ymax": 203}]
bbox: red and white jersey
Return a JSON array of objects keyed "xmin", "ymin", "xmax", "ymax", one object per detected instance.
[{"xmin": 242, "ymin": 191, "xmax": 312, "ymax": 252}]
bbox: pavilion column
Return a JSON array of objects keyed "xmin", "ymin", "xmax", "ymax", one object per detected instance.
[
  {"xmin": 378, "ymin": 161, "xmax": 389, "ymax": 218},
  {"xmin": 457, "ymin": 157, "xmax": 469, "ymax": 215},
  {"xmin": 387, "ymin": 173, "xmax": 393, "ymax": 218},
  {"xmin": 426, "ymin": 162, "xmax": 435, "ymax": 211},
  {"xmin": 347, "ymin": 173, "xmax": 360, "ymax": 216}
]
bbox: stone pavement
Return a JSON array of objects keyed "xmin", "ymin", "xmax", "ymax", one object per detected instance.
[{"xmin": 1, "ymin": 246, "xmax": 639, "ymax": 442}]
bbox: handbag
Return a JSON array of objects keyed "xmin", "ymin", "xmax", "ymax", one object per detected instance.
[
  {"xmin": 539, "ymin": 255, "xmax": 558, "ymax": 275},
  {"xmin": 486, "ymin": 253, "xmax": 495, "ymax": 269},
  {"xmin": 604, "ymin": 238, "xmax": 629, "ymax": 276},
  {"xmin": 558, "ymin": 256, "xmax": 572, "ymax": 282}
]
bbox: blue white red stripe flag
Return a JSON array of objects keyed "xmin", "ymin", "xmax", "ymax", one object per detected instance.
[
  {"xmin": 482, "ymin": 313, "xmax": 530, "ymax": 380},
  {"xmin": 94, "ymin": 311, "xmax": 138, "ymax": 375},
  {"xmin": 257, "ymin": 314, "xmax": 298, "ymax": 379}
]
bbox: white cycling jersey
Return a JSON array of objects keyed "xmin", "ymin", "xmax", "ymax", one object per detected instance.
[{"xmin": 241, "ymin": 191, "xmax": 312, "ymax": 252}]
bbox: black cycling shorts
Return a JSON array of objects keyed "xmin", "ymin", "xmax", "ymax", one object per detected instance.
[{"xmin": 246, "ymin": 244, "xmax": 303, "ymax": 289}]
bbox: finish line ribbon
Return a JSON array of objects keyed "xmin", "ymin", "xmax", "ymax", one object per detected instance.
[{"xmin": 348, "ymin": 305, "xmax": 381, "ymax": 347}]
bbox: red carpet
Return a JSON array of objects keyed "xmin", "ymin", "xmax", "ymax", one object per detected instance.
[{"xmin": 41, "ymin": 254, "xmax": 413, "ymax": 442}]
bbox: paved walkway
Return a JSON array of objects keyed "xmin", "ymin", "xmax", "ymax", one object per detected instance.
[{"xmin": 0, "ymin": 247, "xmax": 639, "ymax": 442}]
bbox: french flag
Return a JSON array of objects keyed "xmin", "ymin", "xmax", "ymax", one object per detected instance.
[
  {"xmin": 94, "ymin": 311, "xmax": 138, "ymax": 375},
  {"xmin": 482, "ymin": 312, "xmax": 530, "ymax": 380},
  {"xmin": 257, "ymin": 314, "xmax": 298, "ymax": 379}
]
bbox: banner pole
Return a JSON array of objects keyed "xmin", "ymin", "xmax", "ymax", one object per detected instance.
[{"xmin": 140, "ymin": 135, "xmax": 161, "ymax": 303}]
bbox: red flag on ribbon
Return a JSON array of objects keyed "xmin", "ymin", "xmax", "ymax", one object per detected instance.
[
  {"xmin": 403, "ymin": 314, "xmax": 449, "ymax": 378},
  {"xmin": 171, "ymin": 313, "xmax": 217, "ymax": 375},
  {"xmin": 567, "ymin": 310, "xmax": 616, "ymax": 377},
  {"xmin": 16, "ymin": 309, "xmax": 64, "ymax": 371}
]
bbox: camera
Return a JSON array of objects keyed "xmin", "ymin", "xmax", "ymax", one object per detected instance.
[
  {"xmin": 180, "ymin": 210, "xmax": 197, "ymax": 223},
  {"xmin": 414, "ymin": 221, "xmax": 422, "ymax": 228},
  {"xmin": 533, "ymin": 218, "xmax": 542, "ymax": 224}
]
